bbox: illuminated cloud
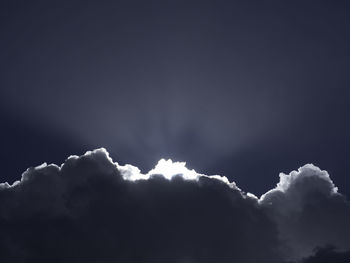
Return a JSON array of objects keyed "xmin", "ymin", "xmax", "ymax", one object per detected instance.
[
  {"xmin": 261, "ymin": 164, "xmax": 350, "ymax": 261},
  {"xmin": 0, "ymin": 149, "xmax": 349, "ymax": 263}
]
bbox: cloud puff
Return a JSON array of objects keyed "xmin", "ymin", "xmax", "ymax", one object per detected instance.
[
  {"xmin": 0, "ymin": 149, "xmax": 349, "ymax": 263},
  {"xmin": 260, "ymin": 165, "xmax": 350, "ymax": 261}
]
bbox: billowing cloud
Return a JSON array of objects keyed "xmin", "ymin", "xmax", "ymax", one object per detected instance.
[
  {"xmin": 260, "ymin": 164, "xmax": 350, "ymax": 261},
  {"xmin": 0, "ymin": 149, "xmax": 349, "ymax": 263}
]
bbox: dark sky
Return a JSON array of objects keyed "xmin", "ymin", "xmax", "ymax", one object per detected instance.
[{"xmin": 1, "ymin": 0, "xmax": 350, "ymax": 197}]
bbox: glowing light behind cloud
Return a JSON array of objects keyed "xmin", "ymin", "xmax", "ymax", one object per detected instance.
[
  {"xmin": 118, "ymin": 158, "xmax": 199, "ymax": 181},
  {"xmin": 117, "ymin": 152, "xmax": 231, "ymax": 183},
  {"xmin": 147, "ymin": 159, "xmax": 198, "ymax": 180}
]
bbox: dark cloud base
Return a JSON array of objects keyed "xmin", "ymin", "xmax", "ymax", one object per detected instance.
[
  {"xmin": 0, "ymin": 149, "xmax": 349, "ymax": 263},
  {"xmin": 298, "ymin": 246, "xmax": 350, "ymax": 263}
]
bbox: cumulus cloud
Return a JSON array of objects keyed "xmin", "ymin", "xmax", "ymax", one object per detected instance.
[
  {"xmin": 260, "ymin": 165, "xmax": 350, "ymax": 261},
  {"xmin": 0, "ymin": 149, "xmax": 349, "ymax": 263}
]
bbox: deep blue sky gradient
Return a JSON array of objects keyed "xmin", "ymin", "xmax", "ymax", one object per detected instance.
[{"xmin": 1, "ymin": 0, "xmax": 350, "ymax": 196}]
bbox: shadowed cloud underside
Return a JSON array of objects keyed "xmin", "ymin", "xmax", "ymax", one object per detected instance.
[{"xmin": 0, "ymin": 148, "xmax": 349, "ymax": 263}]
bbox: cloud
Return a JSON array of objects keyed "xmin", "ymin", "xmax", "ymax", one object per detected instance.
[
  {"xmin": 260, "ymin": 164, "xmax": 350, "ymax": 261},
  {"xmin": 285, "ymin": 246, "xmax": 350, "ymax": 263},
  {"xmin": 299, "ymin": 246, "xmax": 350, "ymax": 263},
  {"xmin": 0, "ymin": 149, "xmax": 349, "ymax": 263}
]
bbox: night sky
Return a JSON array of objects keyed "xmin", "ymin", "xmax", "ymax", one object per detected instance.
[{"xmin": 1, "ymin": 1, "xmax": 350, "ymax": 262}]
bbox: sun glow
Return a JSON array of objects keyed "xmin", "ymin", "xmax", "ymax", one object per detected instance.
[
  {"xmin": 118, "ymin": 158, "xmax": 198, "ymax": 181},
  {"xmin": 117, "ymin": 154, "xmax": 229, "ymax": 184},
  {"xmin": 147, "ymin": 159, "xmax": 198, "ymax": 180}
]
